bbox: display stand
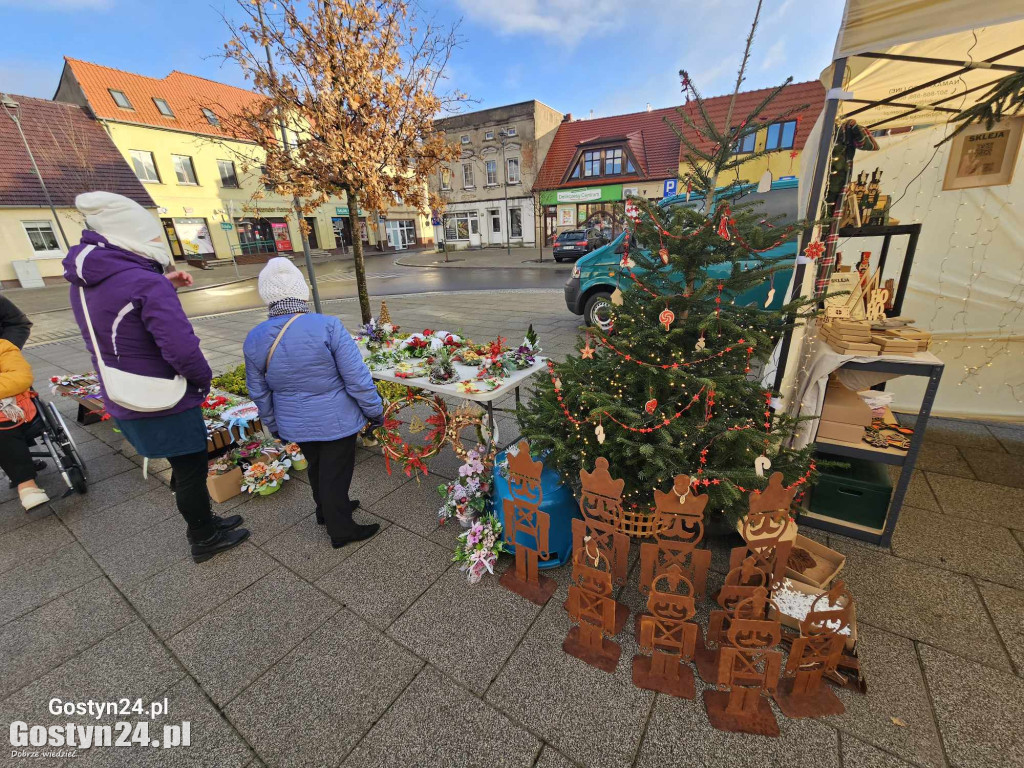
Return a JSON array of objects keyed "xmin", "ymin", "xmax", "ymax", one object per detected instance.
[{"xmin": 834, "ymin": 224, "xmax": 922, "ymax": 316}]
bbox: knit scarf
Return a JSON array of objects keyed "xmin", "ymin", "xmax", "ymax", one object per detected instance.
[
  {"xmin": 268, "ymin": 298, "xmax": 311, "ymax": 318},
  {"xmin": 0, "ymin": 396, "xmax": 26, "ymax": 424}
]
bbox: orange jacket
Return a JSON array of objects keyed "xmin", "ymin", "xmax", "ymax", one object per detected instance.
[{"xmin": 0, "ymin": 339, "xmax": 32, "ymax": 398}]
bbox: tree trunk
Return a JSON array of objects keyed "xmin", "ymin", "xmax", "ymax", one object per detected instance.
[{"xmin": 348, "ymin": 189, "xmax": 373, "ymax": 323}]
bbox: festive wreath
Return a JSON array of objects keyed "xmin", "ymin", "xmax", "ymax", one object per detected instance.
[
  {"xmin": 379, "ymin": 392, "xmax": 449, "ymax": 477},
  {"xmin": 446, "ymin": 405, "xmax": 498, "ymax": 462}
]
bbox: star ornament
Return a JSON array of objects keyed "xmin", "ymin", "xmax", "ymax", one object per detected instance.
[
  {"xmin": 581, "ymin": 342, "xmax": 595, "ymax": 359},
  {"xmin": 804, "ymin": 241, "xmax": 826, "ymax": 260}
]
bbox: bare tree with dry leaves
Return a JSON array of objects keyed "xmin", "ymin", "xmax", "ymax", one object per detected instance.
[{"xmin": 224, "ymin": 0, "xmax": 465, "ymax": 322}]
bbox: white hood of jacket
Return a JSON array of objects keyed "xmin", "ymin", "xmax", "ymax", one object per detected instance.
[{"xmin": 75, "ymin": 192, "xmax": 171, "ymax": 268}]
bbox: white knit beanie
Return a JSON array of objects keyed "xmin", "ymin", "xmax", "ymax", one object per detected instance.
[
  {"xmin": 258, "ymin": 257, "xmax": 310, "ymax": 305},
  {"xmin": 76, "ymin": 192, "xmax": 171, "ymax": 267}
]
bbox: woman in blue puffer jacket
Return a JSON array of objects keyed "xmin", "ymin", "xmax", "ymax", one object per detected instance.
[{"xmin": 243, "ymin": 258, "xmax": 384, "ymax": 548}]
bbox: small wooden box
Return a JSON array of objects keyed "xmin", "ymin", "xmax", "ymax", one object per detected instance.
[{"xmin": 786, "ymin": 534, "xmax": 846, "ymax": 589}]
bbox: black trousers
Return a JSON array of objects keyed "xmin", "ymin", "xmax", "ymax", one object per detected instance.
[
  {"xmin": 0, "ymin": 423, "xmax": 37, "ymax": 485},
  {"xmin": 298, "ymin": 435, "xmax": 358, "ymax": 541},
  {"xmin": 168, "ymin": 450, "xmax": 216, "ymax": 541}
]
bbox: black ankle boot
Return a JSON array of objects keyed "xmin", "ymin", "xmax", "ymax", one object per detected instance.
[
  {"xmin": 330, "ymin": 522, "xmax": 379, "ymax": 549},
  {"xmin": 316, "ymin": 500, "xmax": 359, "ymax": 525},
  {"xmin": 191, "ymin": 527, "xmax": 250, "ymax": 563},
  {"xmin": 186, "ymin": 514, "xmax": 244, "ymax": 543}
]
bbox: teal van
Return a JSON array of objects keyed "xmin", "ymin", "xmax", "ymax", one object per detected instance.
[{"xmin": 563, "ymin": 178, "xmax": 799, "ymax": 329}]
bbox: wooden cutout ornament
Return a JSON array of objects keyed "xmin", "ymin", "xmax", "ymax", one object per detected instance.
[
  {"xmin": 754, "ymin": 455, "xmax": 771, "ymax": 477},
  {"xmin": 645, "ymin": 399, "xmax": 658, "ymax": 414},
  {"xmin": 498, "ymin": 440, "xmax": 557, "ymax": 605},
  {"xmin": 774, "ymin": 581, "xmax": 854, "ymax": 719},
  {"xmin": 695, "ymin": 335, "xmax": 706, "ymax": 352},
  {"xmin": 659, "ymin": 247, "xmax": 670, "ymax": 265},
  {"xmin": 563, "ymin": 543, "xmax": 623, "ymax": 673},
  {"xmin": 611, "ymin": 288, "xmax": 624, "ymax": 306},
  {"xmin": 659, "ymin": 309, "xmax": 675, "ymax": 331},
  {"xmin": 577, "ymin": 458, "xmax": 632, "ymax": 589}
]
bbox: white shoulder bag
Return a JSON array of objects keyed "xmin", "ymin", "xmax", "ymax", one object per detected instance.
[{"xmin": 79, "ymin": 286, "xmax": 187, "ymax": 413}]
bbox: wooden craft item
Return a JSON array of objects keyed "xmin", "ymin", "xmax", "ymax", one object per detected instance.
[
  {"xmin": 703, "ymin": 588, "xmax": 783, "ymax": 737},
  {"xmin": 498, "ymin": 440, "xmax": 557, "ymax": 605},
  {"xmin": 563, "ymin": 543, "xmax": 624, "ymax": 673},
  {"xmin": 633, "ymin": 566, "xmax": 699, "ymax": 699},
  {"xmin": 577, "ymin": 457, "xmax": 632, "ymax": 587},
  {"xmin": 740, "ymin": 472, "xmax": 797, "ymax": 589},
  {"xmin": 638, "ymin": 475, "xmax": 711, "ymax": 597},
  {"xmin": 774, "ymin": 581, "xmax": 854, "ymax": 719}
]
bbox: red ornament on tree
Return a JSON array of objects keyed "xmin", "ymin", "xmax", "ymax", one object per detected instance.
[
  {"xmin": 804, "ymin": 241, "xmax": 825, "ymax": 260},
  {"xmin": 645, "ymin": 399, "xmax": 658, "ymax": 414},
  {"xmin": 659, "ymin": 309, "xmax": 675, "ymax": 331}
]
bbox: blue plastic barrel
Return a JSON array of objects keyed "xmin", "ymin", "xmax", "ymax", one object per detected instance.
[{"xmin": 492, "ymin": 449, "xmax": 580, "ymax": 569}]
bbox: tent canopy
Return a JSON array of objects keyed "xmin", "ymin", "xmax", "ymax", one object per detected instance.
[{"xmin": 827, "ymin": 0, "xmax": 1024, "ymax": 130}]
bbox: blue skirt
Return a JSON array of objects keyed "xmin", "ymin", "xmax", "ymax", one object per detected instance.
[{"xmin": 115, "ymin": 407, "xmax": 208, "ymax": 459}]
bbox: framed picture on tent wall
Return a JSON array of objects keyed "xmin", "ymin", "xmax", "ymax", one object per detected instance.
[{"xmin": 943, "ymin": 118, "xmax": 1023, "ymax": 191}]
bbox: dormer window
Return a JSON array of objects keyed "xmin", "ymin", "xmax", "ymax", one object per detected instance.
[
  {"xmin": 765, "ymin": 120, "xmax": 797, "ymax": 151},
  {"xmin": 568, "ymin": 146, "xmax": 636, "ymax": 180}
]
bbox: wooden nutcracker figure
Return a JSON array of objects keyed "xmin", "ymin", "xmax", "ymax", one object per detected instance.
[
  {"xmin": 739, "ymin": 471, "xmax": 798, "ymax": 590},
  {"xmin": 563, "ymin": 541, "xmax": 623, "ymax": 673},
  {"xmin": 633, "ymin": 565, "xmax": 700, "ymax": 699},
  {"xmin": 498, "ymin": 440, "xmax": 557, "ymax": 605},
  {"xmin": 638, "ymin": 475, "xmax": 712, "ymax": 601},
  {"xmin": 704, "ymin": 587, "xmax": 784, "ymax": 737},
  {"xmin": 774, "ymin": 581, "xmax": 854, "ymax": 719}
]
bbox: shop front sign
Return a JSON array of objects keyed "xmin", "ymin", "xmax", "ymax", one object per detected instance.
[{"xmin": 540, "ymin": 184, "xmax": 624, "ymax": 206}]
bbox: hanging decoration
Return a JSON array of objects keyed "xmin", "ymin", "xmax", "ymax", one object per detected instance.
[
  {"xmin": 659, "ymin": 247, "xmax": 670, "ymax": 266},
  {"xmin": 659, "ymin": 308, "xmax": 676, "ymax": 331}
]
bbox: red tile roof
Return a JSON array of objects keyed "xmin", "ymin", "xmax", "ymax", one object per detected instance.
[
  {"xmin": 535, "ymin": 80, "xmax": 825, "ymax": 191},
  {"xmin": 63, "ymin": 58, "xmax": 261, "ymax": 140},
  {"xmin": 0, "ymin": 94, "xmax": 155, "ymax": 208}
]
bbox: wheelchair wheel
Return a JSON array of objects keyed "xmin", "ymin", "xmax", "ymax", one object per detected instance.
[{"xmin": 43, "ymin": 402, "xmax": 88, "ymax": 493}]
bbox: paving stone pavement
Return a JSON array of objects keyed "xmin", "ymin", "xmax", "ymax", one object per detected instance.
[{"xmin": 2, "ymin": 290, "xmax": 1022, "ymax": 768}]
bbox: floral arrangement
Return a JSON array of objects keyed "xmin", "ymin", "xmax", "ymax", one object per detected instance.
[
  {"xmin": 477, "ymin": 356, "xmax": 510, "ymax": 379},
  {"xmin": 358, "ymin": 317, "xmax": 399, "ymax": 349},
  {"xmin": 367, "ymin": 348, "xmax": 401, "ymax": 372},
  {"xmin": 504, "ymin": 325, "xmax": 541, "ymax": 370},
  {"xmin": 402, "ymin": 335, "xmax": 432, "ymax": 358},
  {"xmin": 50, "ymin": 373, "xmax": 102, "ymax": 399},
  {"xmin": 283, "ymin": 442, "xmax": 308, "ymax": 470},
  {"xmin": 428, "ymin": 348, "xmax": 457, "ymax": 385},
  {"xmin": 437, "ymin": 446, "xmax": 493, "ymax": 526},
  {"xmin": 202, "ymin": 393, "xmax": 240, "ymax": 419},
  {"xmin": 241, "ymin": 459, "xmax": 292, "ymax": 495},
  {"xmin": 453, "ymin": 515, "xmax": 506, "ymax": 585},
  {"xmin": 232, "ymin": 434, "xmax": 281, "ymax": 464},
  {"xmin": 208, "ymin": 455, "xmax": 238, "ymax": 476}
]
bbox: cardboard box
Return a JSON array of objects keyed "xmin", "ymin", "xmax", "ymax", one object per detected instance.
[
  {"xmin": 822, "ymin": 384, "xmax": 873, "ymax": 426},
  {"xmin": 816, "ymin": 420, "xmax": 866, "ymax": 443},
  {"xmin": 770, "ymin": 577, "xmax": 858, "ymax": 651},
  {"xmin": 786, "ymin": 534, "xmax": 845, "ymax": 589},
  {"xmin": 207, "ymin": 466, "xmax": 243, "ymax": 503}
]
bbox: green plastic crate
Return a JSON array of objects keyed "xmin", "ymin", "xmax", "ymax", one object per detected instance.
[{"xmin": 809, "ymin": 456, "xmax": 893, "ymax": 529}]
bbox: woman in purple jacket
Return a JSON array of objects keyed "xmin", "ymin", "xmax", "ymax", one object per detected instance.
[{"xmin": 64, "ymin": 193, "xmax": 248, "ymax": 562}]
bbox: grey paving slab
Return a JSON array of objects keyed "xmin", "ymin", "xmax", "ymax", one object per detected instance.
[
  {"xmin": 840, "ymin": 736, "xmax": 925, "ymax": 768},
  {"xmin": 887, "ymin": 467, "xmax": 941, "ymax": 512},
  {"xmin": 0, "ymin": 494, "xmax": 51, "ymax": 536},
  {"xmin": 317, "ymin": 524, "xmax": 451, "ymax": 629},
  {"xmin": 891, "ymin": 505, "xmax": 1024, "ymax": 589},
  {"xmin": 389, "ymin": 563, "xmax": 541, "ymax": 695},
  {"xmin": 960, "ymin": 448, "xmax": 1024, "ymax": 489},
  {"xmin": 126, "ymin": 542, "xmax": 278, "ymax": 639},
  {"xmin": 837, "ymin": 540, "xmax": 1011, "ymax": 670},
  {"xmin": 341, "ymin": 665, "xmax": 540, "ymax": 768},
  {"xmin": 232, "ymin": 479, "xmax": 319, "ymax": 545},
  {"xmin": 917, "ymin": 417, "xmax": 1006, "ymax": 451},
  {"xmin": 832, "ymin": 623, "xmax": 947, "ymax": 768},
  {"xmin": 92, "ymin": 513, "xmax": 194, "ymax": 589},
  {"xmin": 0, "ymin": 542, "xmax": 100, "ymax": 624},
  {"xmin": 168, "ymin": 568, "xmax": 339, "ymax": 706},
  {"xmin": 0, "ymin": 513, "xmax": 75, "ymax": 574},
  {"xmin": 0, "ymin": 577, "xmax": 134, "ymax": 700},
  {"xmin": 977, "ymin": 580, "xmax": 1024, "ymax": 676},
  {"xmin": 260, "ymin": 509, "xmax": 389, "ymax": 582},
  {"xmin": 345, "ymin": 458, "xmax": 416, "ymax": 507},
  {"xmin": 93, "ymin": 676, "xmax": 254, "ymax": 768},
  {"xmin": 635, "ymin": 675, "xmax": 840, "ymax": 768},
  {"xmin": 919, "ymin": 643, "xmax": 1024, "ymax": 768},
  {"xmin": 913, "ymin": 443, "xmax": 975, "ymax": 479},
  {"xmin": 67, "ymin": 487, "xmax": 183, "ymax": 555},
  {"xmin": 988, "ymin": 423, "xmax": 1024, "ymax": 456},
  {"xmin": 534, "ymin": 747, "xmax": 583, "ymax": 768},
  {"xmin": 51, "ymin": 468, "xmax": 163, "ymax": 521},
  {"xmin": 224, "ymin": 609, "xmax": 423, "ymax": 768},
  {"xmin": 924, "ymin": 472, "xmax": 1024, "ymax": 530},
  {"xmin": 372, "ymin": 476, "xmax": 449, "ymax": 537},
  {"xmin": 485, "ymin": 596, "xmax": 655, "ymax": 768}
]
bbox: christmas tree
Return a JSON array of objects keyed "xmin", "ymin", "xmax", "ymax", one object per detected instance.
[{"xmin": 518, "ymin": 20, "xmax": 819, "ymax": 520}]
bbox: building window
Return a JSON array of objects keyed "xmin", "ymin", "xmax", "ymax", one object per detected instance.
[
  {"xmin": 463, "ymin": 162, "xmax": 475, "ymax": 188},
  {"xmin": 109, "ymin": 89, "xmax": 133, "ymax": 109},
  {"xmin": 765, "ymin": 120, "xmax": 797, "ymax": 151},
  {"xmin": 485, "ymin": 160, "xmax": 497, "ymax": 186},
  {"xmin": 489, "ymin": 208, "xmax": 501, "ymax": 233},
  {"xmin": 460, "ymin": 135, "xmax": 470, "ymax": 144},
  {"xmin": 505, "ymin": 126, "xmax": 517, "ymax": 137},
  {"xmin": 733, "ymin": 132, "xmax": 757, "ymax": 154},
  {"xmin": 485, "ymin": 131, "xmax": 494, "ymax": 141},
  {"xmin": 172, "ymin": 155, "xmax": 199, "ymax": 185},
  {"xmin": 510, "ymin": 207, "xmax": 523, "ymax": 238},
  {"xmin": 440, "ymin": 167, "xmax": 452, "ymax": 190},
  {"xmin": 129, "ymin": 150, "xmax": 160, "ymax": 183},
  {"xmin": 153, "ymin": 98, "xmax": 174, "ymax": 118},
  {"xmin": 506, "ymin": 157, "xmax": 521, "ymax": 184},
  {"xmin": 570, "ymin": 147, "xmax": 636, "ymax": 179},
  {"xmin": 202, "ymin": 108, "xmax": 220, "ymax": 127},
  {"xmin": 443, "ymin": 211, "xmax": 479, "ymax": 241},
  {"xmin": 217, "ymin": 159, "xmax": 239, "ymax": 188},
  {"xmin": 22, "ymin": 221, "xmax": 62, "ymax": 257}
]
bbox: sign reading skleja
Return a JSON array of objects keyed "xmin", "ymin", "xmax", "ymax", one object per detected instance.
[{"xmin": 9, "ymin": 698, "xmax": 191, "ymax": 757}]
